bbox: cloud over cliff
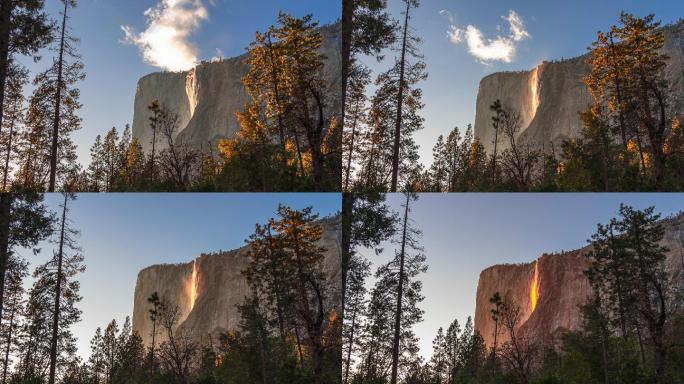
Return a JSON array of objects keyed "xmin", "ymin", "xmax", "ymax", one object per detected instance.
[
  {"xmin": 122, "ymin": 0, "xmax": 209, "ymax": 72},
  {"xmin": 441, "ymin": 9, "xmax": 530, "ymax": 64}
]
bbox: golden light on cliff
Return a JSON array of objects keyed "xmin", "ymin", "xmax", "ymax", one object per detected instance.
[
  {"xmin": 530, "ymin": 66, "xmax": 541, "ymax": 119},
  {"xmin": 187, "ymin": 259, "xmax": 199, "ymax": 311},
  {"xmin": 530, "ymin": 260, "xmax": 540, "ymax": 311}
]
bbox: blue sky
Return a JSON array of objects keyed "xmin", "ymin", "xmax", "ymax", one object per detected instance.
[
  {"xmin": 360, "ymin": 193, "xmax": 684, "ymax": 361},
  {"xmin": 362, "ymin": 0, "xmax": 684, "ymax": 165},
  {"xmin": 18, "ymin": 0, "xmax": 340, "ymax": 164},
  {"xmin": 15, "ymin": 193, "xmax": 340, "ymax": 360}
]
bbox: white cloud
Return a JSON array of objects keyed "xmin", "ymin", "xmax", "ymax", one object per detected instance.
[
  {"xmin": 122, "ymin": 0, "xmax": 209, "ymax": 72},
  {"xmin": 210, "ymin": 48, "xmax": 224, "ymax": 62},
  {"xmin": 443, "ymin": 10, "xmax": 530, "ymax": 64}
]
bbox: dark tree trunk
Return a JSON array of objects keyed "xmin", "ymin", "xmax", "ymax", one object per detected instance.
[
  {"xmin": 0, "ymin": 193, "xmax": 11, "ymax": 325},
  {"xmin": 341, "ymin": 0, "xmax": 353, "ymax": 121},
  {"xmin": 343, "ymin": 294, "xmax": 360, "ymax": 384},
  {"xmin": 344, "ymin": 97, "xmax": 360, "ymax": 191},
  {"xmin": 265, "ymin": 32, "xmax": 290, "ymax": 176},
  {"xmin": 390, "ymin": 1, "xmax": 411, "ymax": 192},
  {"xmin": 390, "ymin": 193, "xmax": 410, "ymax": 384},
  {"xmin": 49, "ymin": 1, "xmax": 69, "ymax": 192},
  {"xmin": 1, "ymin": 292, "xmax": 17, "ymax": 384},
  {"xmin": 0, "ymin": 0, "xmax": 13, "ymax": 139},
  {"xmin": 48, "ymin": 193, "xmax": 68, "ymax": 384},
  {"xmin": 341, "ymin": 193, "xmax": 353, "ymax": 305},
  {"xmin": 2, "ymin": 103, "xmax": 16, "ymax": 191}
]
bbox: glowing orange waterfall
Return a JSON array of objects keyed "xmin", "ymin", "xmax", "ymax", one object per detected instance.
[
  {"xmin": 529, "ymin": 66, "xmax": 541, "ymax": 119},
  {"xmin": 530, "ymin": 260, "xmax": 540, "ymax": 311},
  {"xmin": 187, "ymin": 259, "xmax": 199, "ymax": 311}
]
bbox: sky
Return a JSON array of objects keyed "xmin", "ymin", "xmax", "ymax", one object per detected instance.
[
  {"xmin": 362, "ymin": 0, "xmax": 684, "ymax": 166},
  {"xmin": 360, "ymin": 193, "xmax": 684, "ymax": 361},
  {"xmin": 17, "ymin": 0, "xmax": 341, "ymax": 164},
  {"xmin": 15, "ymin": 192, "xmax": 340, "ymax": 361}
]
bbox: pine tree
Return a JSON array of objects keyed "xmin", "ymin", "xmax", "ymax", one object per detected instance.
[
  {"xmin": 87, "ymin": 134, "xmax": 105, "ymax": 192},
  {"xmin": 342, "ymin": 252, "xmax": 370, "ymax": 384},
  {"xmin": 275, "ymin": 13, "xmax": 332, "ymax": 190},
  {"xmin": 48, "ymin": 0, "xmax": 80, "ymax": 192},
  {"xmin": 270, "ymin": 205, "xmax": 334, "ymax": 384},
  {"xmin": 146, "ymin": 291, "xmax": 163, "ymax": 371},
  {"xmin": 388, "ymin": 191, "xmax": 426, "ymax": 383},
  {"xmin": 0, "ymin": 253, "xmax": 28, "ymax": 384},
  {"xmin": 342, "ymin": 0, "xmax": 397, "ymax": 112},
  {"xmin": 489, "ymin": 292, "xmax": 503, "ymax": 369},
  {"xmin": 88, "ymin": 327, "xmax": 105, "ymax": 383},
  {"xmin": 340, "ymin": 192, "xmax": 396, "ymax": 310},
  {"xmin": 114, "ymin": 319, "xmax": 145, "ymax": 383},
  {"xmin": 0, "ymin": 0, "xmax": 53, "ymax": 137},
  {"xmin": 22, "ymin": 37, "xmax": 84, "ymax": 191},
  {"xmin": 243, "ymin": 220, "xmax": 295, "ymax": 341},
  {"xmin": 1, "ymin": 62, "xmax": 28, "ymax": 191},
  {"xmin": 428, "ymin": 327, "xmax": 448, "ymax": 382},
  {"xmin": 390, "ymin": 0, "xmax": 422, "ymax": 192},
  {"xmin": 360, "ymin": 60, "xmax": 426, "ymax": 191},
  {"xmin": 357, "ymin": 281, "xmax": 394, "ymax": 381},
  {"xmin": 0, "ymin": 193, "xmax": 53, "ymax": 341},
  {"xmin": 588, "ymin": 205, "xmax": 674, "ymax": 383},
  {"xmin": 237, "ymin": 294, "xmax": 271, "ymax": 384},
  {"xmin": 47, "ymin": 191, "xmax": 84, "ymax": 384},
  {"xmin": 147, "ymin": 100, "xmax": 161, "ymax": 180},
  {"xmin": 427, "ymin": 134, "xmax": 448, "ymax": 192},
  {"xmin": 444, "ymin": 318, "xmax": 461, "ymax": 382},
  {"xmin": 343, "ymin": 63, "xmax": 371, "ymax": 191}
]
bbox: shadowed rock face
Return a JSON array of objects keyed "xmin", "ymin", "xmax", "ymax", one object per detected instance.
[
  {"xmin": 131, "ymin": 23, "xmax": 342, "ymax": 155},
  {"xmin": 131, "ymin": 215, "xmax": 342, "ymax": 347},
  {"xmin": 474, "ymin": 213, "xmax": 684, "ymax": 349},
  {"xmin": 474, "ymin": 20, "xmax": 684, "ymax": 155}
]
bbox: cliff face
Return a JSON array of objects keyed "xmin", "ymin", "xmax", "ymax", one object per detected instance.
[
  {"xmin": 131, "ymin": 23, "xmax": 342, "ymax": 154},
  {"xmin": 474, "ymin": 21, "xmax": 684, "ymax": 155},
  {"xmin": 131, "ymin": 215, "xmax": 342, "ymax": 347},
  {"xmin": 474, "ymin": 213, "xmax": 684, "ymax": 349}
]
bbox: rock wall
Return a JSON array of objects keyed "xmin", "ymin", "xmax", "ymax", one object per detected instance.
[
  {"xmin": 474, "ymin": 213, "xmax": 684, "ymax": 349},
  {"xmin": 131, "ymin": 23, "xmax": 342, "ymax": 154},
  {"xmin": 474, "ymin": 20, "xmax": 684, "ymax": 155},
  {"xmin": 131, "ymin": 215, "xmax": 342, "ymax": 347}
]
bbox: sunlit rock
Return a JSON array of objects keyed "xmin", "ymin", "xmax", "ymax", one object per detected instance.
[
  {"xmin": 131, "ymin": 215, "xmax": 342, "ymax": 347},
  {"xmin": 474, "ymin": 212, "xmax": 684, "ymax": 349},
  {"xmin": 474, "ymin": 20, "xmax": 684, "ymax": 155},
  {"xmin": 131, "ymin": 23, "xmax": 342, "ymax": 155}
]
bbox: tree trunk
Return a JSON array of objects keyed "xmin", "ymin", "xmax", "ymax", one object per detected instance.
[
  {"xmin": 390, "ymin": 1, "xmax": 411, "ymax": 192},
  {"xmin": 635, "ymin": 322, "xmax": 646, "ymax": 364},
  {"xmin": 48, "ymin": 193, "xmax": 68, "ymax": 384},
  {"xmin": 0, "ymin": 193, "xmax": 11, "ymax": 325},
  {"xmin": 0, "ymin": 0, "xmax": 13, "ymax": 138},
  {"xmin": 390, "ymin": 193, "xmax": 410, "ymax": 384},
  {"xmin": 344, "ymin": 98, "xmax": 360, "ymax": 191},
  {"xmin": 343, "ymin": 294, "xmax": 360, "ymax": 384},
  {"xmin": 267, "ymin": 226, "xmax": 287, "ymax": 340},
  {"xmin": 1, "ymin": 291, "xmax": 16, "ymax": 384},
  {"xmin": 294, "ymin": 324, "xmax": 304, "ymax": 367},
  {"xmin": 48, "ymin": 1, "xmax": 69, "ymax": 192},
  {"xmin": 2, "ymin": 101, "xmax": 16, "ymax": 191},
  {"xmin": 600, "ymin": 326, "xmax": 609, "ymax": 384},
  {"xmin": 265, "ymin": 32, "xmax": 289, "ymax": 175},
  {"xmin": 341, "ymin": 193, "xmax": 353, "ymax": 305},
  {"xmin": 341, "ymin": 0, "xmax": 353, "ymax": 121}
]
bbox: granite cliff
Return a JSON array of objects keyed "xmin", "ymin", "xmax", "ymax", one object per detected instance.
[
  {"xmin": 131, "ymin": 23, "xmax": 342, "ymax": 154},
  {"xmin": 474, "ymin": 20, "xmax": 684, "ymax": 155},
  {"xmin": 131, "ymin": 215, "xmax": 342, "ymax": 347},
  {"xmin": 474, "ymin": 212, "xmax": 684, "ymax": 349}
]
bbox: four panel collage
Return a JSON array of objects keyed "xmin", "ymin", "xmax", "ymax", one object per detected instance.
[{"xmin": 0, "ymin": 1, "xmax": 683, "ymax": 383}]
